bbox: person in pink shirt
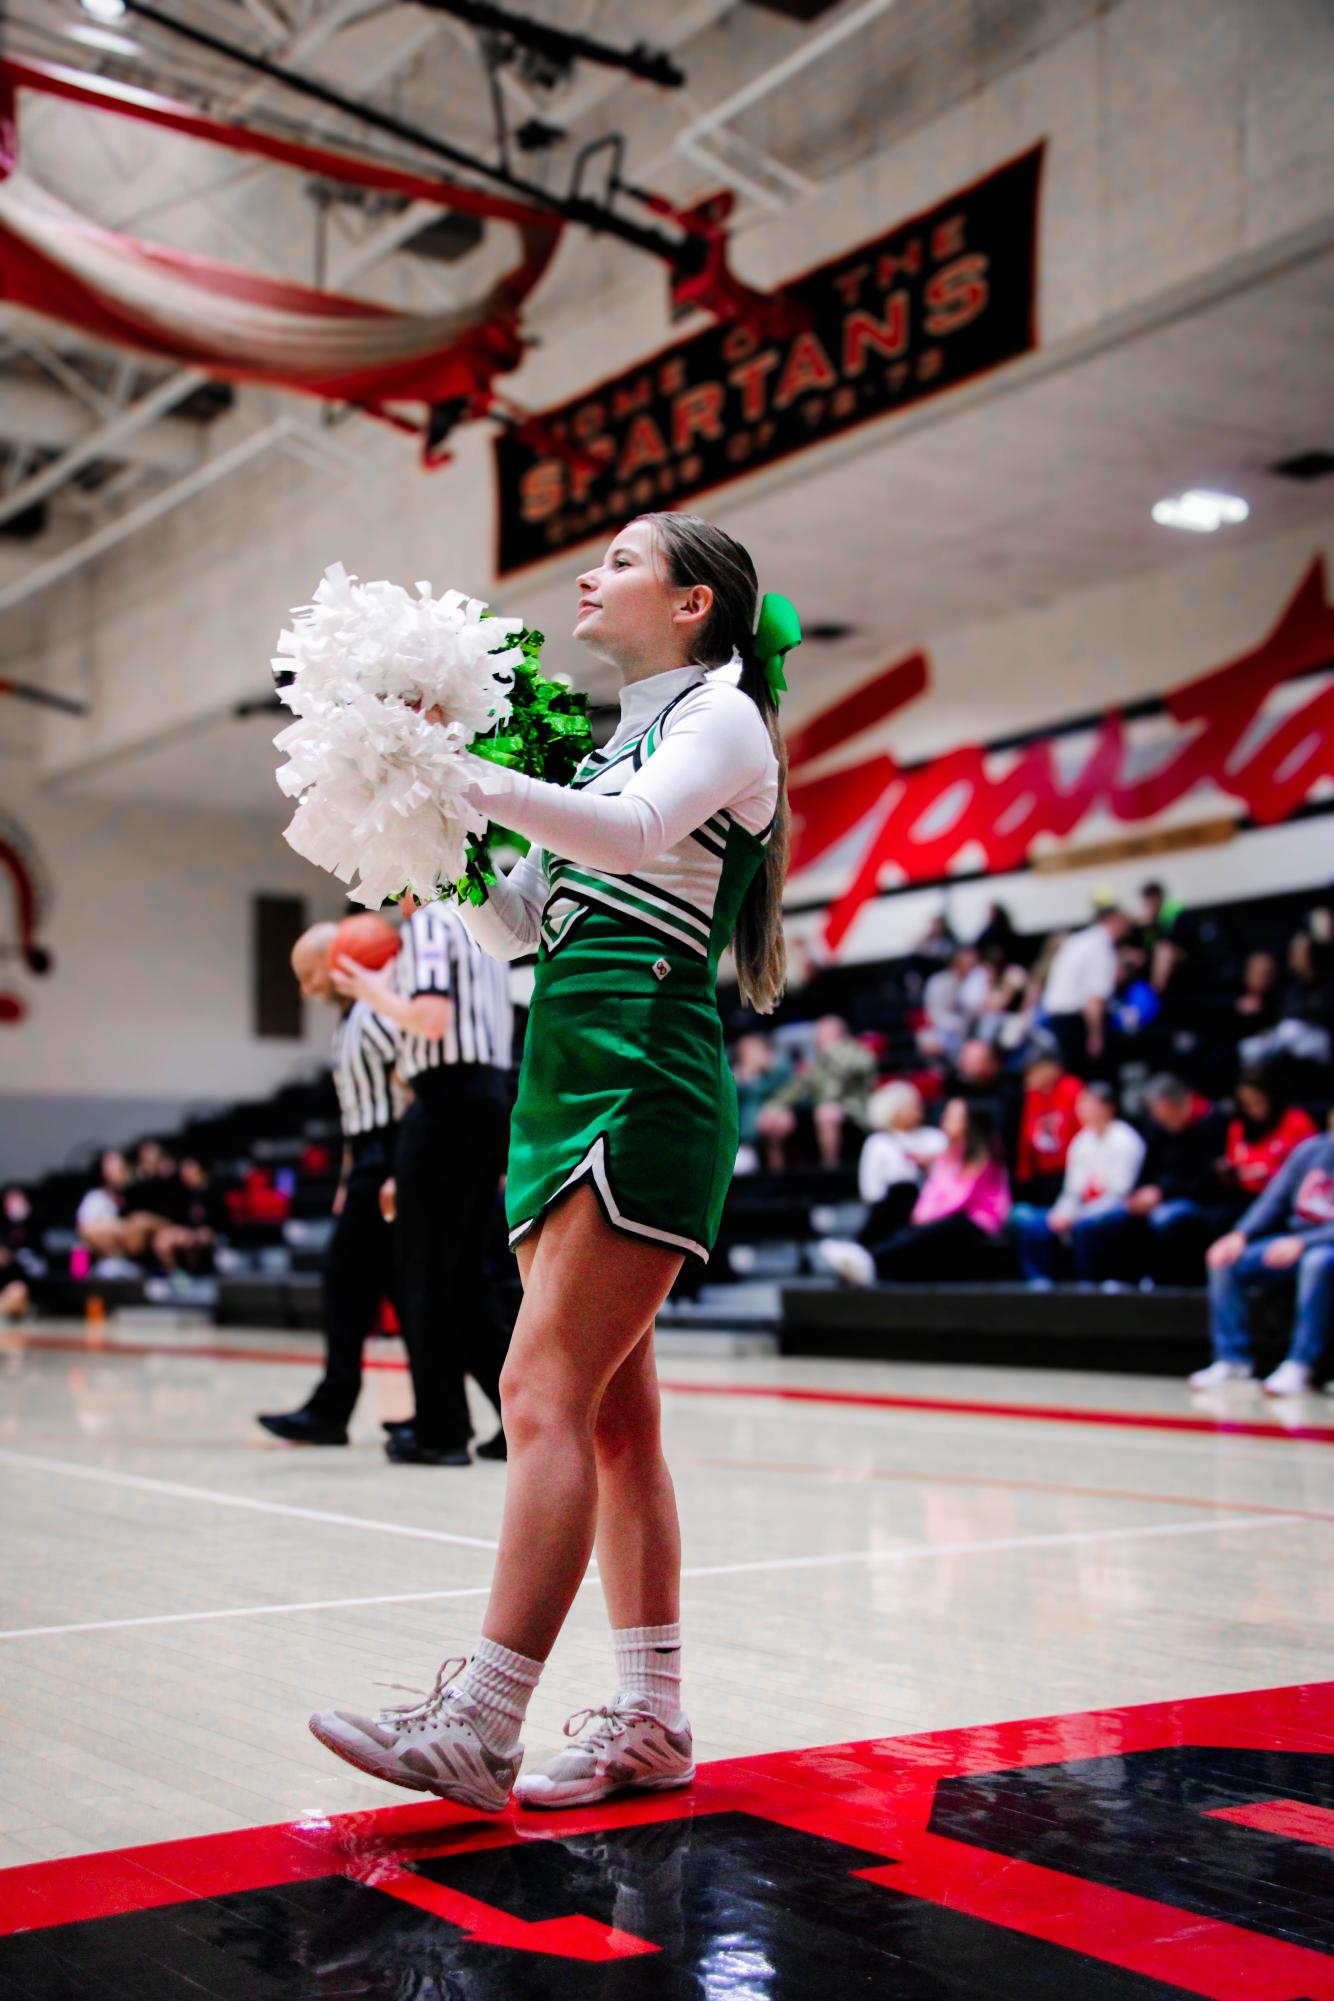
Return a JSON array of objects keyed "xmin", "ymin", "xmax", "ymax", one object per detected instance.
[{"xmin": 816, "ymin": 1099, "xmax": 1013, "ymax": 1285}]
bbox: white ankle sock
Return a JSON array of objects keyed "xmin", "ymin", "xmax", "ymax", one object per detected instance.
[
  {"xmin": 454, "ymin": 1637, "xmax": 542, "ymax": 1754},
  {"xmin": 613, "ymin": 1621, "xmax": 683, "ymax": 1722}
]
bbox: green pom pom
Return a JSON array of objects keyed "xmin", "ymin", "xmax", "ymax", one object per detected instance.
[{"xmin": 435, "ymin": 626, "xmax": 593, "ymax": 907}]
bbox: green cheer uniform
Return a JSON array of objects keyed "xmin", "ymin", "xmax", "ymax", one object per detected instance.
[{"xmin": 461, "ymin": 662, "xmax": 779, "ymax": 1262}]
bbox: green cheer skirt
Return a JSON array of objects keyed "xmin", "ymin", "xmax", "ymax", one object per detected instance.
[{"xmin": 506, "ymin": 977, "xmax": 738, "ymax": 1265}]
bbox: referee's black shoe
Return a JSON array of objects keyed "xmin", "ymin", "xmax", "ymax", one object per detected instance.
[
  {"xmin": 475, "ymin": 1429, "xmax": 507, "ymax": 1461},
  {"xmin": 258, "ymin": 1409, "xmax": 349, "ymax": 1447},
  {"xmin": 385, "ymin": 1427, "xmax": 471, "ymax": 1466}
]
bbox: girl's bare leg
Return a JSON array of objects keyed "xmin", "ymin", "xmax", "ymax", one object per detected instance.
[
  {"xmin": 484, "ymin": 1185, "xmax": 682, "ymax": 1661},
  {"xmin": 590, "ymin": 1328, "xmax": 681, "ymax": 1630}
]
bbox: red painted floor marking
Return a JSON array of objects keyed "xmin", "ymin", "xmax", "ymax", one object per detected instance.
[
  {"xmin": 659, "ymin": 1377, "xmax": 1334, "ymax": 1444},
  {"xmin": 854, "ymin": 1840, "xmax": 1328, "ymax": 2001},
  {"xmin": 1206, "ymin": 1797, "xmax": 1334, "ymax": 1848},
  {"xmin": 1, "ymin": 1678, "xmax": 1332, "ymax": 2001},
  {"xmin": 361, "ymin": 1863, "xmax": 659, "ymax": 1959},
  {"xmin": 10, "ymin": 1330, "xmax": 1334, "ymax": 1442}
]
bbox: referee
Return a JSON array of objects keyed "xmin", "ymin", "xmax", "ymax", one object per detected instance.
[
  {"xmin": 333, "ymin": 898, "xmax": 513, "ymax": 1466},
  {"xmin": 258, "ymin": 922, "xmax": 400, "ymax": 1446}
]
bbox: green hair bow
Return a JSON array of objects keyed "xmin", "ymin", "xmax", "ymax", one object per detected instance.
[{"xmin": 753, "ymin": 591, "xmax": 802, "ymax": 703}]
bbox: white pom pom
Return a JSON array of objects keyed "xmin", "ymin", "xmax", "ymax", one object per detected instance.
[{"xmin": 273, "ymin": 564, "xmax": 517, "ymax": 907}]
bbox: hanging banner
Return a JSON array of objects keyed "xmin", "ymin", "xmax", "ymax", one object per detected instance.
[
  {"xmin": 785, "ymin": 556, "xmax": 1334, "ymax": 953},
  {"xmin": 494, "ymin": 144, "xmax": 1043, "ymax": 575}
]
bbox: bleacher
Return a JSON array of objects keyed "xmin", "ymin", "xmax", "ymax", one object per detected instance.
[{"xmin": 8, "ymin": 880, "xmax": 1330, "ymax": 1377}]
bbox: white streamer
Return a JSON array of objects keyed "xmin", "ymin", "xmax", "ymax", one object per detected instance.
[{"xmin": 273, "ymin": 563, "xmax": 521, "ymax": 907}]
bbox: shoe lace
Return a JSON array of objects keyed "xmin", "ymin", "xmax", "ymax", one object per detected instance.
[
  {"xmin": 563, "ymin": 1702, "xmax": 638, "ymax": 1747},
  {"xmin": 374, "ymin": 1656, "xmax": 467, "ymax": 1728}
]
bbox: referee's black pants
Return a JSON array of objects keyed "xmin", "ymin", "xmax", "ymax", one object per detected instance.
[
  {"xmin": 394, "ymin": 1066, "xmax": 511, "ymax": 1450},
  {"xmin": 307, "ymin": 1129, "xmax": 395, "ymax": 1428}
]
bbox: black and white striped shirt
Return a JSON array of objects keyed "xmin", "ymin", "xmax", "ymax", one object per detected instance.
[
  {"xmin": 332, "ymin": 1000, "xmax": 399, "ymax": 1135},
  {"xmin": 397, "ymin": 902, "xmax": 513, "ymax": 1078}
]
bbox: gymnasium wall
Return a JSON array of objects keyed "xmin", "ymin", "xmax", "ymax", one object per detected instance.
[
  {"xmin": 2, "ymin": 0, "xmax": 1331, "ymax": 1124},
  {"xmin": 21, "ymin": 0, "xmax": 1332, "ymax": 783},
  {"xmin": 0, "ymin": 763, "xmax": 344, "ymax": 1180},
  {"xmin": 777, "ymin": 511, "xmax": 1334, "ymax": 968}
]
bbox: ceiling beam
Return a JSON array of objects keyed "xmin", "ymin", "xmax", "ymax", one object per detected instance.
[{"xmin": 0, "ymin": 377, "xmax": 201, "ymax": 469}]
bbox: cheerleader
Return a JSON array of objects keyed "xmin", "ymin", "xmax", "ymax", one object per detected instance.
[{"xmin": 311, "ymin": 513, "xmax": 797, "ymax": 1814}]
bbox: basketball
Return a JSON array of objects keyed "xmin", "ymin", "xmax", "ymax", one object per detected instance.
[{"xmin": 331, "ymin": 913, "xmax": 399, "ymax": 971}]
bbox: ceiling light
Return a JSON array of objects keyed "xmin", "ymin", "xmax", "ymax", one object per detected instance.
[
  {"xmin": 79, "ymin": 0, "xmax": 128, "ymax": 19},
  {"xmin": 67, "ymin": 22, "xmax": 140, "ymax": 53},
  {"xmin": 1151, "ymin": 489, "xmax": 1249, "ymax": 533}
]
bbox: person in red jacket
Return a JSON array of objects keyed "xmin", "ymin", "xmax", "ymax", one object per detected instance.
[
  {"xmin": 1014, "ymin": 1035, "xmax": 1083, "ymax": 1206},
  {"xmin": 1222, "ymin": 1066, "xmax": 1317, "ymax": 1202}
]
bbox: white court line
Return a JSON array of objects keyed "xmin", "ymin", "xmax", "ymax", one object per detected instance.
[
  {"xmin": 0, "ymin": 1448, "xmax": 499, "ymax": 1551},
  {"xmin": 0, "ymin": 1510, "xmax": 1304, "ymax": 1642},
  {"xmin": 0, "ymin": 1585, "xmax": 496, "ymax": 1641}
]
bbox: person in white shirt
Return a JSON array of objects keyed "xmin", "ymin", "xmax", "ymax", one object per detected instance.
[
  {"xmin": 1012, "ymin": 1082, "xmax": 1146, "ymax": 1282},
  {"xmin": 1040, "ymin": 905, "xmax": 1132, "ymax": 1069}
]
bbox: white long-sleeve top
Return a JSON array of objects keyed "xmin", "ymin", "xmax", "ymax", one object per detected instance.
[
  {"xmin": 459, "ymin": 661, "xmax": 778, "ymax": 964},
  {"xmin": 858, "ymin": 1125, "xmax": 950, "ymax": 1204},
  {"xmin": 1050, "ymin": 1118, "xmax": 1147, "ymax": 1222}
]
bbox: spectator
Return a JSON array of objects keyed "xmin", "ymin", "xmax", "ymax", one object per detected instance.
[
  {"xmin": 732, "ymin": 1033, "xmax": 795, "ymax": 1174},
  {"xmin": 851, "ymin": 1081, "xmax": 949, "ymax": 1243},
  {"xmin": 974, "ymin": 901, "xmax": 1018, "ymax": 961},
  {"xmin": 1220, "ymin": 1068, "xmax": 1317, "ymax": 1203},
  {"xmin": 1075, "ymin": 1074, "xmax": 1233, "ymax": 1285},
  {"xmin": 1240, "ymin": 932, "xmax": 1333, "ymax": 1068},
  {"xmin": 1012, "ymin": 1082, "xmax": 1146, "ymax": 1282},
  {"xmin": 1140, "ymin": 880, "xmax": 1185, "ymax": 953},
  {"xmin": 949, "ymin": 1037, "xmax": 1022, "ymax": 1163},
  {"xmin": 76, "ymin": 1147, "xmax": 197, "ymax": 1274},
  {"xmin": 918, "ymin": 947, "xmax": 982, "ymax": 1060},
  {"xmin": 1039, "ymin": 903, "xmax": 1133, "ymax": 1071},
  {"xmin": 1108, "ymin": 942, "xmax": 1162, "ymax": 1042},
  {"xmin": 914, "ymin": 910, "xmax": 958, "ymax": 967},
  {"xmin": 1014, "ymin": 1036, "xmax": 1083, "ymax": 1206},
  {"xmin": 969, "ymin": 950, "xmax": 1032, "ymax": 1052},
  {"xmin": 816, "ymin": 1099, "xmax": 1011, "ymax": 1285},
  {"xmin": 0, "ymin": 1251, "xmax": 27, "ymax": 1318},
  {"xmin": 1193, "ymin": 1128, "xmax": 1334, "ymax": 1396},
  {"xmin": 75, "ymin": 1149, "xmax": 135, "ymax": 1262},
  {"xmin": 125, "ymin": 1140, "xmax": 186, "ymax": 1223},
  {"xmin": 0, "ymin": 1188, "xmax": 37, "ymax": 1320},
  {"xmin": 1229, "ymin": 951, "xmax": 1280, "ymax": 1039},
  {"xmin": 1140, "ymin": 879, "xmax": 1187, "ymax": 994},
  {"xmin": 756, "ymin": 1015, "xmax": 877, "ymax": 1169}
]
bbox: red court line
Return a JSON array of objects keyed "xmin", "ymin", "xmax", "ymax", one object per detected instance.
[
  {"xmin": 10, "ymin": 1330, "xmax": 1334, "ymax": 1445},
  {"xmin": 658, "ymin": 1377, "xmax": 1334, "ymax": 1444}
]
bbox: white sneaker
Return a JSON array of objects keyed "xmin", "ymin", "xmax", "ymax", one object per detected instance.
[
  {"xmin": 309, "ymin": 1657, "xmax": 520, "ymax": 1813},
  {"xmin": 813, "ymin": 1238, "xmax": 876, "ymax": 1287},
  {"xmin": 1261, "ymin": 1359, "xmax": 1313, "ymax": 1398},
  {"xmin": 1187, "ymin": 1359, "xmax": 1254, "ymax": 1388},
  {"xmin": 513, "ymin": 1697, "xmax": 694, "ymax": 1810}
]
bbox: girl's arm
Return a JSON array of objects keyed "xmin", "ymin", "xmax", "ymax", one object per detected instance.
[
  {"xmin": 462, "ymin": 683, "xmax": 773, "ymax": 873},
  {"xmin": 458, "ymin": 845, "xmax": 548, "ymax": 962}
]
